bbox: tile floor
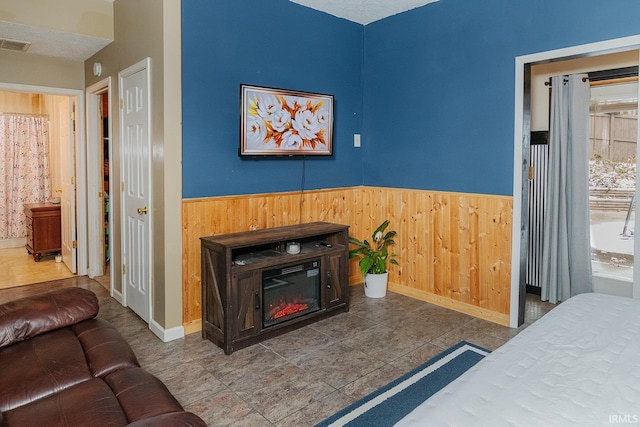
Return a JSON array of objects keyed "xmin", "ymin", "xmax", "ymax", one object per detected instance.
[
  {"xmin": 0, "ymin": 278, "xmax": 555, "ymax": 427},
  {"xmin": 0, "ymin": 246, "xmax": 75, "ymax": 289}
]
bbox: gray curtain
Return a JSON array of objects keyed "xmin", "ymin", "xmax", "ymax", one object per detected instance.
[{"xmin": 541, "ymin": 74, "xmax": 593, "ymax": 303}]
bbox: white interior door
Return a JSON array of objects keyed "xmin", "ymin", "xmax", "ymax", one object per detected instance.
[
  {"xmin": 59, "ymin": 97, "xmax": 77, "ymax": 273},
  {"xmin": 86, "ymin": 81, "xmax": 111, "ymax": 280},
  {"xmin": 86, "ymin": 89, "xmax": 104, "ymax": 278},
  {"xmin": 120, "ymin": 60, "xmax": 151, "ymax": 322}
]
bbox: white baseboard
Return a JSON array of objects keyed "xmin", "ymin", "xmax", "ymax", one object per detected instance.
[
  {"xmin": 0, "ymin": 238, "xmax": 25, "ymax": 249},
  {"xmin": 150, "ymin": 319, "xmax": 185, "ymax": 342},
  {"xmin": 110, "ymin": 290, "xmax": 183, "ymax": 342},
  {"xmin": 111, "ymin": 288, "xmax": 123, "ymax": 304}
]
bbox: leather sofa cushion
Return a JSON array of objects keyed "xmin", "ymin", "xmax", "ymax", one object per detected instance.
[
  {"xmin": 0, "ymin": 328, "xmax": 93, "ymax": 411},
  {"xmin": 1, "ymin": 379, "xmax": 130, "ymax": 427},
  {"xmin": 1, "ymin": 370, "xmax": 207, "ymax": 427},
  {"xmin": 0, "ymin": 287, "xmax": 98, "ymax": 348},
  {"xmin": 72, "ymin": 318, "xmax": 139, "ymax": 377},
  {"xmin": 0, "ymin": 318, "xmax": 139, "ymax": 412}
]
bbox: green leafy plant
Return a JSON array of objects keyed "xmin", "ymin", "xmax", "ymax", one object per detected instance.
[{"xmin": 349, "ymin": 220, "xmax": 399, "ymax": 276}]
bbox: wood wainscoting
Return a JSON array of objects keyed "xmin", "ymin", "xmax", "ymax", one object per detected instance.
[{"xmin": 182, "ymin": 186, "xmax": 513, "ymax": 332}]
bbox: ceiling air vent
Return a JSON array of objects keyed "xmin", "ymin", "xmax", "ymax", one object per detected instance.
[{"xmin": 0, "ymin": 38, "xmax": 31, "ymax": 52}]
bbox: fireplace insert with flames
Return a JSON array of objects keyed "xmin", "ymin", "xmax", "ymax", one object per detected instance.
[{"xmin": 262, "ymin": 259, "xmax": 321, "ymax": 328}]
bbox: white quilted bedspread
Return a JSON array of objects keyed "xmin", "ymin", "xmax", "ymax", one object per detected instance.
[{"xmin": 397, "ymin": 293, "xmax": 640, "ymax": 427}]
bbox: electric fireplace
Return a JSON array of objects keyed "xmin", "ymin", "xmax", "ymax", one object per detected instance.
[
  {"xmin": 200, "ymin": 222, "xmax": 350, "ymax": 354},
  {"xmin": 262, "ymin": 259, "xmax": 321, "ymax": 328}
]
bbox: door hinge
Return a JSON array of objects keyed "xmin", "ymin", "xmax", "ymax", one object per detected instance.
[
  {"xmin": 528, "ymin": 166, "xmax": 535, "ymax": 180},
  {"xmin": 72, "ymin": 240, "xmax": 77, "ymax": 249},
  {"xmin": 119, "ymin": 98, "xmax": 124, "ymax": 109},
  {"xmin": 98, "ymin": 191, "xmax": 103, "ymax": 198},
  {"xmin": 122, "ymin": 264, "xmax": 126, "ymax": 275},
  {"xmin": 121, "ymin": 182, "xmax": 125, "ymax": 192},
  {"xmin": 71, "ymin": 176, "xmax": 76, "ymax": 186},
  {"xmin": 70, "ymin": 112, "xmax": 75, "ymax": 121}
]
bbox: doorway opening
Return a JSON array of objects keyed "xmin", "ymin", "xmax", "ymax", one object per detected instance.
[
  {"xmin": 525, "ymin": 73, "xmax": 638, "ymax": 300},
  {"xmin": 513, "ymin": 38, "xmax": 640, "ymax": 327},
  {"xmin": 100, "ymin": 92, "xmax": 111, "ymax": 275},
  {"xmin": 0, "ymin": 88, "xmax": 81, "ymax": 287},
  {"xmin": 86, "ymin": 78, "xmax": 113, "ymax": 294}
]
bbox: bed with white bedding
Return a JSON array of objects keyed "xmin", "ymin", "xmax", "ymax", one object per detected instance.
[{"xmin": 397, "ymin": 293, "xmax": 640, "ymax": 427}]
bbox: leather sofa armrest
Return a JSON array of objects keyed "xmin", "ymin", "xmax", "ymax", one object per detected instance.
[
  {"xmin": 104, "ymin": 367, "xmax": 206, "ymax": 426},
  {"xmin": 0, "ymin": 287, "xmax": 99, "ymax": 348}
]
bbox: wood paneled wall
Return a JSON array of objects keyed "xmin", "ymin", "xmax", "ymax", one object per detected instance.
[{"xmin": 182, "ymin": 186, "xmax": 513, "ymax": 332}]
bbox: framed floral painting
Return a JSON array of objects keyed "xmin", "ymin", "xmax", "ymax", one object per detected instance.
[{"xmin": 240, "ymin": 85, "xmax": 334, "ymax": 156}]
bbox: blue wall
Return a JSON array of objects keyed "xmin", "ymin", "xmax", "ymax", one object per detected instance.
[
  {"xmin": 183, "ymin": 0, "xmax": 640, "ymax": 199},
  {"xmin": 182, "ymin": 0, "xmax": 364, "ymax": 198},
  {"xmin": 363, "ymin": 0, "xmax": 640, "ymax": 196}
]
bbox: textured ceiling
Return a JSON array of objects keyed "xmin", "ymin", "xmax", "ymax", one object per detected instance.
[
  {"xmin": 0, "ymin": 21, "xmax": 111, "ymax": 62},
  {"xmin": 290, "ymin": 0, "xmax": 439, "ymax": 25}
]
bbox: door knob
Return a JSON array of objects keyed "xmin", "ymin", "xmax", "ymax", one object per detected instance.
[{"xmin": 137, "ymin": 206, "xmax": 148, "ymax": 215}]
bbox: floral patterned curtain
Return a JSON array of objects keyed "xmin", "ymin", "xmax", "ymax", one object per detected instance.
[{"xmin": 0, "ymin": 115, "xmax": 51, "ymax": 239}]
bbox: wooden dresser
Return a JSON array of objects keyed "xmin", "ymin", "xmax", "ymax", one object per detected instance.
[{"xmin": 24, "ymin": 202, "xmax": 61, "ymax": 261}]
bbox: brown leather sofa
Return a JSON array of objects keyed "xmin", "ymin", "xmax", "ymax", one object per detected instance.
[{"xmin": 0, "ymin": 287, "xmax": 206, "ymax": 427}]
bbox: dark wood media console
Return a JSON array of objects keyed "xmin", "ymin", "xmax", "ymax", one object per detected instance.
[{"xmin": 200, "ymin": 222, "xmax": 350, "ymax": 354}]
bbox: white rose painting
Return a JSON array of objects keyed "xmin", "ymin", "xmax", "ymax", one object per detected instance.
[{"xmin": 241, "ymin": 85, "xmax": 333, "ymax": 156}]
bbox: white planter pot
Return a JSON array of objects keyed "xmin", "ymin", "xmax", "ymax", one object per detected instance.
[{"xmin": 364, "ymin": 272, "xmax": 388, "ymax": 298}]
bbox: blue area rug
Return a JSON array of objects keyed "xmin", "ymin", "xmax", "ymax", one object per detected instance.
[{"xmin": 316, "ymin": 341, "xmax": 489, "ymax": 427}]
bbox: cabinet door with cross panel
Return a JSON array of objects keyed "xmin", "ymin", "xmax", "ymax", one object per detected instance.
[{"xmin": 231, "ymin": 270, "xmax": 261, "ymax": 342}]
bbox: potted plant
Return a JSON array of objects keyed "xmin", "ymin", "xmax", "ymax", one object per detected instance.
[{"xmin": 349, "ymin": 220, "xmax": 399, "ymax": 298}]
